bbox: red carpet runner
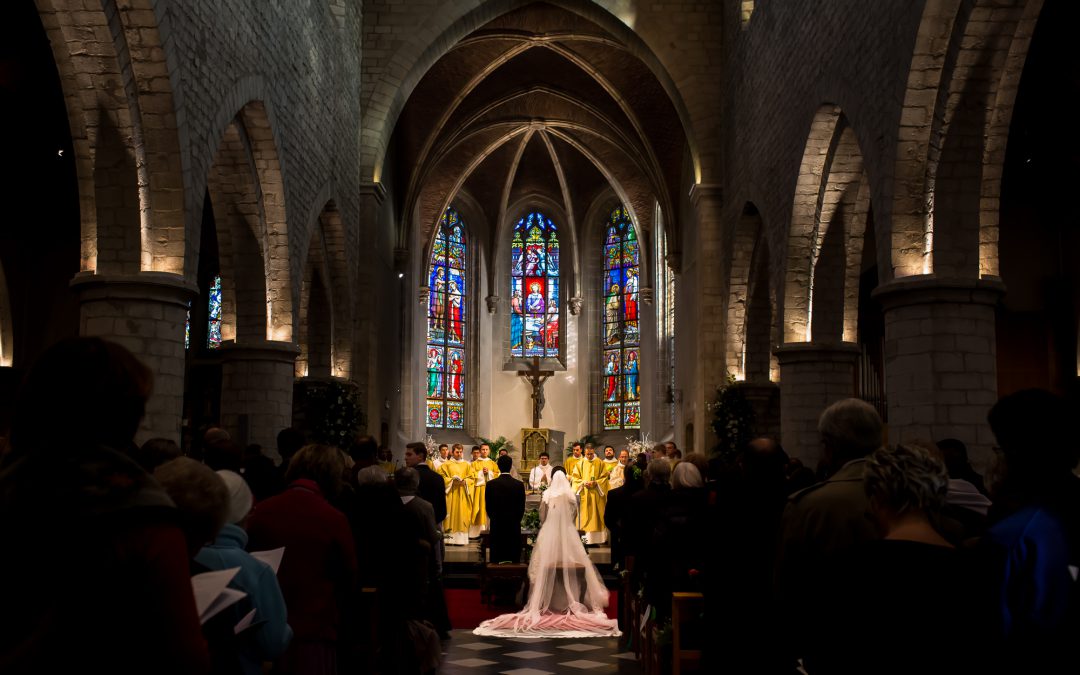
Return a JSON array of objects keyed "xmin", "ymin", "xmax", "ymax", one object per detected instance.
[{"xmin": 445, "ymin": 588, "xmax": 619, "ymax": 629}]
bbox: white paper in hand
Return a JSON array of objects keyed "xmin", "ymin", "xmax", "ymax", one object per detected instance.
[
  {"xmin": 234, "ymin": 608, "xmax": 258, "ymax": 635},
  {"xmin": 250, "ymin": 547, "xmax": 285, "ymax": 574},
  {"xmin": 191, "ymin": 567, "xmax": 246, "ymax": 624}
]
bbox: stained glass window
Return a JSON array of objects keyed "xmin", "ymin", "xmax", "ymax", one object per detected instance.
[
  {"xmin": 602, "ymin": 206, "xmax": 640, "ymax": 430},
  {"xmin": 184, "ymin": 302, "xmax": 191, "ymax": 350},
  {"xmin": 207, "ymin": 275, "xmax": 222, "ymax": 349},
  {"xmin": 426, "ymin": 208, "xmax": 467, "ymax": 429},
  {"xmin": 510, "ymin": 211, "xmax": 560, "ymax": 358}
]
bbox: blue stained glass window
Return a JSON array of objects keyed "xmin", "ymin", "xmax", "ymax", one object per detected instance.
[
  {"xmin": 602, "ymin": 206, "xmax": 640, "ymax": 430},
  {"xmin": 427, "ymin": 208, "xmax": 466, "ymax": 429},
  {"xmin": 207, "ymin": 275, "xmax": 222, "ymax": 349},
  {"xmin": 510, "ymin": 212, "xmax": 560, "ymax": 358}
]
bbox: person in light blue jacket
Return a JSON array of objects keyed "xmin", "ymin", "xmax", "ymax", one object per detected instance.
[{"xmin": 196, "ymin": 469, "xmax": 293, "ymax": 675}]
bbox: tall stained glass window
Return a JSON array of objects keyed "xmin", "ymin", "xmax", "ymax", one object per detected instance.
[
  {"xmin": 602, "ymin": 206, "xmax": 640, "ymax": 430},
  {"xmin": 207, "ymin": 275, "xmax": 222, "ymax": 349},
  {"xmin": 426, "ymin": 208, "xmax": 467, "ymax": 429},
  {"xmin": 510, "ymin": 212, "xmax": 560, "ymax": 358}
]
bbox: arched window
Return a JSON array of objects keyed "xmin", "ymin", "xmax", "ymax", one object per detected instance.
[
  {"xmin": 602, "ymin": 206, "xmax": 640, "ymax": 430},
  {"xmin": 184, "ymin": 273, "xmax": 222, "ymax": 350},
  {"xmin": 510, "ymin": 211, "xmax": 560, "ymax": 358},
  {"xmin": 426, "ymin": 208, "xmax": 467, "ymax": 429}
]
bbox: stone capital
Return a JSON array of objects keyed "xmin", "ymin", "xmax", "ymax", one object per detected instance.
[
  {"xmin": 774, "ymin": 341, "xmax": 860, "ymax": 365},
  {"xmin": 568, "ymin": 297, "xmax": 583, "ymax": 316},
  {"xmin": 69, "ymin": 271, "xmax": 198, "ymax": 308},
  {"xmin": 688, "ymin": 183, "xmax": 723, "ymax": 208},
  {"xmin": 640, "ymin": 287, "xmax": 654, "ymax": 305},
  {"xmin": 358, "ymin": 181, "xmax": 387, "ymax": 204},
  {"xmin": 485, "ymin": 295, "xmax": 499, "ymax": 313},
  {"xmin": 218, "ymin": 340, "xmax": 301, "ymax": 364},
  {"xmin": 871, "ymin": 275, "xmax": 1005, "ymax": 311},
  {"xmin": 419, "ymin": 285, "xmax": 430, "ymax": 306}
]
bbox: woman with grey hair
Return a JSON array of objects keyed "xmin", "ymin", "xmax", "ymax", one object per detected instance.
[{"xmin": 815, "ymin": 444, "xmax": 981, "ymax": 674}]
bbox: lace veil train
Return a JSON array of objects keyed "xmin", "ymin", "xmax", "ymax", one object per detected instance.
[{"xmin": 473, "ymin": 471, "xmax": 622, "ymax": 638}]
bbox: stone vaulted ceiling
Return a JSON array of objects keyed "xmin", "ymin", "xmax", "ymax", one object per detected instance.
[{"xmin": 389, "ymin": 2, "xmax": 691, "ymax": 262}]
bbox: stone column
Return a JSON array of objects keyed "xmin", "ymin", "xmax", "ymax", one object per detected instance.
[
  {"xmin": 735, "ymin": 380, "xmax": 781, "ymax": 439},
  {"xmin": 872, "ymin": 275, "xmax": 1004, "ymax": 472},
  {"xmin": 775, "ymin": 342, "xmax": 859, "ymax": 467},
  {"xmin": 219, "ymin": 340, "xmax": 300, "ymax": 450},
  {"xmin": 70, "ymin": 271, "xmax": 197, "ymax": 444},
  {"xmin": 689, "ymin": 184, "xmax": 725, "ymax": 454}
]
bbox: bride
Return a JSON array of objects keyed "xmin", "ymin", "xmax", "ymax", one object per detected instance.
[{"xmin": 473, "ymin": 468, "xmax": 622, "ymax": 638}]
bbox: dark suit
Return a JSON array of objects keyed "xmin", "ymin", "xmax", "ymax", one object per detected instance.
[
  {"xmin": 485, "ymin": 474, "xmax": 526, "ymax": 563},
  {"xmin": 415, "ymin": 463, "xmax": 447, "ymax": 524}
]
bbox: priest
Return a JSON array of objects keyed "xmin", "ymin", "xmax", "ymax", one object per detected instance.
[
  {"xmin": 529, "ymin": 452, "xmax": 553, "ymax": 489},
  {"xmin": 571, "ymin": 445, "xmax": 610, "ymax": 544},
  {"xmin": 469, "ymin": 444, "xmax": 500, "ymax": 538},
  {"xmin": 606, "ymin": 447, "xmax": 629, "ymax": 489},
  {"xmin": 438, "ymin": 443, "xmax": 474, "ymax": 545}
]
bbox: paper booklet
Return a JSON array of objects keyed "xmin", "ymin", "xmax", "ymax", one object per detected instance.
[
  {"xmin": 191, "ymin": 567, "xmax": 246, "ymax": 625},
  {"xmin": 250, "ymin": 547, "xmax": 285, "ymax": 574}
]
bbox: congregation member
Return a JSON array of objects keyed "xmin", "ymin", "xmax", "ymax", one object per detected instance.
[
  {"xmin": 402, "ymin": 442, "xmax": 452, "ymax": 639},
  {"xmin": 572, "ymin": 444, "xmax": 610, "ymax": 544},
  {"xmin": 247, "ymin": 444, "xmax": 357, "ymax": 675},
  {"xmin": 606, "ymin": 448, "xmax": 629, "ymax": 489},
  {"xmin": 529, "ymin": 451, "xmax": 553, "ymax": 489},
  {"xmin": 470, "ymin": 444, "xmax": 500, "ymax": 537},
  {"xmin": 819, "ymin": 443, "xmax": 979, "ymax": 675},
  {"xmin": 439, "ymin": 444, "xmax": 474, "ymax": 545},
  {"xmin": 978, "ymin": 389, "xmax": 1080, "ymax": 674},
  {"xmin": 485, "ymin": 455, "xmax": 526, "ymax": 563},
  {"xmin": 0, "ymin": 337, "xmax": 210, "ymax": 675},
  {"xmin": 774, "ymin": 398, "xmax": 883, "ymax": 671}
]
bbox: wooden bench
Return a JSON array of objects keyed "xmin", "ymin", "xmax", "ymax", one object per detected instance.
[{"xmin": 672, "ymin": 592, "xmax": 704, "ymax": 675}]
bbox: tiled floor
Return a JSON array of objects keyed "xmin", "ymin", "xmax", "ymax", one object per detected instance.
[{"xmin": 439, "ymin": 629, "xmax": 641, "ymax": 674}]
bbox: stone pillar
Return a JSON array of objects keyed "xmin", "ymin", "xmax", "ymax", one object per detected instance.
[
  {"xmin": 775, "ymin": 342, "xmax": 859, "ymax": 467},
  {"xmin": 735, "ymin": 380, "xmax": 781, "ymax": 440},
  {"xmin": 689, "ymin": 184, "xmax": 725, "ymax": 454},
  {"xmin": 71, "ymin": 272, "xmax": 197, "ymax": 444},
  {"xmin": 219, "ymin": 340, "xmax": 300, "ymax": 450},
  {"xmin": 872, "ymin": 275, "xmax": 1004, "ymax": 472}
]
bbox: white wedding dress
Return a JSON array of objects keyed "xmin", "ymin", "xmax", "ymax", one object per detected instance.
[{"xmin": 473, "ymin": 472, "xmax": 622, "ymax": 638}]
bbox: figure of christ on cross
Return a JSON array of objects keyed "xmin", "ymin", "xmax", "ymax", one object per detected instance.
[{"xmin": 519, "ymin": 356, "xmax": 554, "ymax": 428}]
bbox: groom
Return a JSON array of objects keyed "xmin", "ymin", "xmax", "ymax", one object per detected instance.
[{"xmin": 485, "ymin": 455, "xmax": 525, "ymax": 563}]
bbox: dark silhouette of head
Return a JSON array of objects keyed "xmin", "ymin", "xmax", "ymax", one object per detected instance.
[
  {"xmin": 276, "ymin": 427, "xmax": 306, "ymax": 463},
  {"xmin": 988, "ymin": 389, "xmax": 1078, "ymax": 488},
  {"xmin": 497, "ymin": 455, "xmax": 513, "ymax": 473},
  {"xmin": 11, "ymin": 337, "xmax": 152, "ymax": 456}
]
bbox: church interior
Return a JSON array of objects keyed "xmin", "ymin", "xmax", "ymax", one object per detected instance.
[{"xmin": 2, "ymin": 0, "xmax": 1079, "ymax": 673}]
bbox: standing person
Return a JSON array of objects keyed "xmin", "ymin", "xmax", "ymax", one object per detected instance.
[
  {"xmin": 572, "ymin": 445, "xmax": 610, "ymax": 545},
  {"xmin": 429, "ymin": 443, "xmax": 449, "ymax": 471},
  {"xmin": 978, "ymin": 389, "xmax": 1080, "ymax": 674},
  {"xmin": 773, "ymin": 398, "xmax": 883, "ymax": 671},
  {"xmin": 485, "ymin": 456, "xmax": 527, "ymax": 563},
  {"xmin": 607, "ymin": 449, "xmax": 629, "ymax": 489},
  {"xmin": 470, "ymin": 444, "xmax": 500, "ymax": 538},
  {"xmin": 529, "ymin": 452, "xmax": 553, "ymax": 489},
  {"xmin": 0, "ymin": 337, "xmax": 210, "ymax": 675},
  {"xmin": 403, "ymin": 443, "xmax": 452, "ymax": 640},
  {"xmin": 247, "ymin": 444, "xmax": 358, "ymax": 675},
  {"xmin": 438, "ymin": 444, "xmax": 474, "ymax": 546},
  {"xmin": 565, "ymin": 442, "xmax": 584, "ymax": 477},
  {"xmin": 473, "ymin": 471, "xmax": 621, "ymax": 638}
]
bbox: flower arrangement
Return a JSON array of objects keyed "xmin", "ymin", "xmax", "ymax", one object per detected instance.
[
  {"xmin": 625, "ymin": 431, "xmax": 653, "ymax": 461},
  {"xmin": 423, "ymin": 434, "xmax": 438, "ymax": 458},
  {"xmin": 709, "ymin": 373, "xmax": 755, "ymax": 464},
  {"xmin": 521, "ymin": 508, "xmax": 540, "ymax": 531}
]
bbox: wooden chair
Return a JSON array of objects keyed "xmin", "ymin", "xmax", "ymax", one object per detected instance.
[{"xmin": 671, "ymin": 592, "xmax": 704, "ymax": 675}]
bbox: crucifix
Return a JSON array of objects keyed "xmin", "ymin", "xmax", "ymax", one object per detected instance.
[{"xmin": 519, "ymin": 356, "xmax": 554, "ymax": 428}]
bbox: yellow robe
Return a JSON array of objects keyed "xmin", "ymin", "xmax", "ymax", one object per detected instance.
[
  {"xmin": 470, "ymin": 457, "xmax": 500, "ymax": 528},
  {"xmin": 564, "ymin": 454, "xmax": 582, "ymax": 477},
  {"xmin": 438, "ymin": 459, "xmax": 474, "ymax": 536},
  {"xmin": 379, "ymin": 460, "xmax": 395, "ymax": 476},
  {"xmin": 603, "ymin": 458, "xmax": 624, "ymax": 489},
  {"xmin": 571, "ymin": 457, "xmax": 609, "ymax": 534}
]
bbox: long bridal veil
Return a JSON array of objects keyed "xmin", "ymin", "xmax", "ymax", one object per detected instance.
[{"xmin": 473, "ymin": 471, "xmax": 622, "ymax": 637}]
